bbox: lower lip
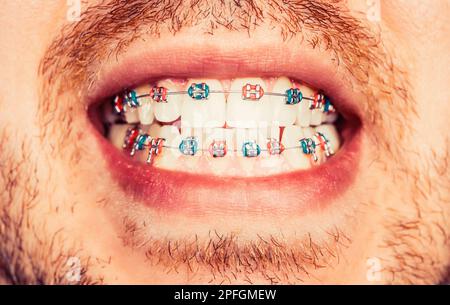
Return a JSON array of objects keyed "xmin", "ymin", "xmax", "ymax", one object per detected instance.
[{"xmin": 92, "ymin": 116, "xmax": 361, "ymax": 217}]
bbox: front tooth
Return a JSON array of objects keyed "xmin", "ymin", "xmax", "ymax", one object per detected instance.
[
  {"xmin": 180, "ymin": 126, "xmax": 192, "ymax": 139},
  {"xmin": 256, "ymin": 124, "xmax": 269, "ymax": 157},
  {"xmin": 314, "ymin": 124, "xmax": 340, "ymax": 152},
  {"xmin": 153, "ymin": 79, "xmax": 182, "ymax": 123},
  {"xmin": 203, "ymin": 128, "xmax": 225, "ymax": 152},
  {"xmin": 224, "ymin": 128, "xmax": 236, "ymax": 157},
  {"xmin": 295, "ymin": 85, "xmax": 314, "ymax": 127},
  {"xmin": 135, "ymin": 85, "xmax": 154, "ymax": 125},
  {"xmin": 193, "ymin": 127, "xmax": 203, "ymax": 156},
  {"xmin": 281, "ymin": 126, "xmax": 311, "ymax": 170},
  {"xmin": 270, "ymin": 77, "xmax": 297, "ymax": 126},
  {"xmin": 181, "ymin": 79, "xmax": 226, "ymax": 128},
  {"xmin": 227, "ymin": 78, "xmax": 270, "ymax": 128},
  {"xmin": 203, "ymin": 128, "xmax": 231, "ymax": 174},
  {"xmin": 108, "ymin": 124, "xmax": 134, "ymax": 149},
  {"xmin": 235, "ymin": 128, "xmax": 247, "ymax": 157}
]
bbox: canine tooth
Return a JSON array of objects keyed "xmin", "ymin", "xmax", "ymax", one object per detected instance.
[
  {"xmin": 227, "ymin": 78, "xmax": 270, "ymax": 128},
  {"xmin": 270, "ymin": 77, "xmax": 297, "ymax": 126},
  {"xmin": 181, "ymin": 79, "xmax": 226, "ymax": 128},
  {"xmin": 281, "ymin": 126, "xmax": 311, "ymax": 170},
  {"xmin": 134, "ymin": 85, "xmax": 154, "ymax": 125},
  {"xmin": 108, "ymin": 124, "xmax": 134, "ymax": 149},
  {"xmin": 295, "ymin": 85, "xmax": 314, "ymax": 127},
  {"xmin": 138, "ymin": 102, "xmax": 154, "ymax": 125},
  {"xmin": 153, "ymin": 80, "xmax": 182, "ymax": 123},
  {"xmin": 314, "ymin": 124, "xmax": 340, "ymax": 152}
]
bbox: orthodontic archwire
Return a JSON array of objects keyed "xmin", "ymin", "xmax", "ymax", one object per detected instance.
[
  {"xmin": 122, "ymin": 125, "xmax": 334, "ymax": 165},
  {"xmin": 115, "ymin": 82, "xmax": 336, "ymax": 164},
  {"xmin": 113, "ymin": 82, "xmax": 336, "ymax": 114}
]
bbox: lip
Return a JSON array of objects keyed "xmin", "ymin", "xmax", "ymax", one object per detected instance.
[{"xmin": 87, "ymin": 38, "xmax": 364, "ymax": 217}]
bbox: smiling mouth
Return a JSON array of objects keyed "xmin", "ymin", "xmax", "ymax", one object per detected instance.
[{"xmin": 88, "ymin": 44, "xmax": 362, "ymax": 215}]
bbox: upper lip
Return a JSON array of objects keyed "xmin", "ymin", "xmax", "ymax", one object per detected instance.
[{"xmin": 86, "ymin": 38, "xmax": 364, "ymax": 216}]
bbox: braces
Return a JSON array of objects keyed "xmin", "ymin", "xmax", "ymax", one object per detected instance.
[
  {"xmin": 122, "ymin": 126, "xmax": 334, "ymax": 164},
  {"xmin": 113, "ymin": 83, "xmax": 335, "ymax": 114}
]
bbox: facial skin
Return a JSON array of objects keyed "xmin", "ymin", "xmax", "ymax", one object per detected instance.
[{"xmin": 0, "ymin": 0, "xmax": 449, "ymax": 284}]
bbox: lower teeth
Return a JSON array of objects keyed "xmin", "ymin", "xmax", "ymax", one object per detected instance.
[{"xmin": 117, "ymin": 125, "xmax": 335, "ymax": 165}]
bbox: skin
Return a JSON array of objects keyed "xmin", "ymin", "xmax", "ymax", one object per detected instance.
[{"xmin": 0, "ymin": 0, "xmax": 449, "ymax": 284}]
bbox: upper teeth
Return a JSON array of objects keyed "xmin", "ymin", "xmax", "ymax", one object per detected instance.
[{"xmin": 113, "ymin": 77, "xmax": 336, "ymax": 128}]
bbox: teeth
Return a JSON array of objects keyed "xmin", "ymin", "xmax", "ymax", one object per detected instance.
[
  {"xmin": 295, "ymin": 84, "xmax": 314, "ymax": 127},
  {"xmin": 157, "ymin": 125, "xmax": 182, "ymax": 159},
  {"xmin": 153, "ymin": 80, "xmax": 182, "ymax": 123},
  {"xmin": 147, "ymin": 123, "xmax": 161, "ymax": 138},
  {"xmin": 181, "ymin": 79, "xmax": 226, "ymax": 129},
  {"xmin": 124, "ymin": 108, "xmax": 140, "ymax": 124},
  {"xmin": 314, "ymin": 124, "xmax": 340, "ymax": 152},
  {"xmin": 269, "ymin": 125, "xmax": 281, "ymax": 142},
  {"xmin": 203, "ymin": 128, "xmax": 231, "ymax": 174},
  {"xmin": 256, "ymin": 124, "xmax": 269, "ymax": 157},
  {"xmin": 323, "ymin": 112, "xmax": 338, "ymax": 124},
  {"xmin": 193, "ymin": 128, "xmax": 204, "ymax": 156},
  {"xmin": 235, "ymin": 128, "xmax": 248, "ymax": 157},
  {"xmin": 227, "ymin": 78, "xmax": 271, "ymax": 128},
  {"xmin": 135, "ymin": 85, "xmax": 154, "ymax": 125},
  {"xmin": 281, "ymin": 126, "xmax": 311, "ymax": 169},
  {"xmin": 302, "ymin": 126, "xmax": 315, "ymax": 140},
  {"xmin": 203, "ymin": 127, "xmax": 224, "ymax": 151},
  {"xmin": 270, "ymin": 77, "xmax": 297, "ymax": 126},
  {"xmin": 259, "ymin": 125, "xmax": 284, "ymax": 171},
  {"xmin": 180, "ymin": 126, "xmax": 192, "ymax": 139},
  {"xmin": 310, "ymin": 108, "xmax": 323, "ymax": 126},
  {"xmin": 178, "ymin": 126, "xmax": 203, "ymax": 156},
  {"xmin": 108, "ymin": 124, "xmax": 134, "ymax": 149},
  {"xmin": 224, "ymin": 128, "xmax": 236, "ymax": 157},
  {"xmin": 236, "ymin": 128, "xmax": 260, "ymax": 174},
  {"xmin": 105, "ymin": 77, "xmax": 342, "ymax": 173}
]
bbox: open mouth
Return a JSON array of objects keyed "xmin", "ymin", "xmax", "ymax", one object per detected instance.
[
  {"xmin": 87, "ymin": 44, "xmax": 362, "ymax": 216},
  {"xmin": 105, "ymin": 77, "xmax": 339, "ymax": 171}
]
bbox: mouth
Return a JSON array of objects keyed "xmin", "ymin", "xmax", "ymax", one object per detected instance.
[{"xmin": 87, "ymin": 40, "xmax": 363, "ymax": 216}]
